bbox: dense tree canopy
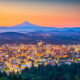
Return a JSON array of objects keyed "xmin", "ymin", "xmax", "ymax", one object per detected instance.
[{"xmin": 0, "ymin": 63, "xmax": 80, "ymax": 80}]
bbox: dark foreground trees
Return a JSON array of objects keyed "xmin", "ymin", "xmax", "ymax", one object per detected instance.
[{"xmin": 0, "ymin": 63, "xmax": 80, "ymax": 80}]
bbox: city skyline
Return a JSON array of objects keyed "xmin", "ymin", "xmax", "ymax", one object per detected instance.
[{"xmin": 0, "ymin": 0, "xmax": 80, "ymax": 27}]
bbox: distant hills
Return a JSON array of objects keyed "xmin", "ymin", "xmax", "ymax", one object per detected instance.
[
  {"xmin": 0, "ymin": 22, "xmax": 80, "ymax": 44},
  {"xmin": 0, "ymin": 31, "xmax": 80, "ymax": 45},
  {"xmin": 0, "ymin": 21, "xmax": 80, "ymax": 33},
  {"xmin": 0, "ymin": 32, "xmax": 27, "ymax": 39}
]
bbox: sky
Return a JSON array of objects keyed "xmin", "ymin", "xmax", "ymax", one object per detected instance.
[{"xmin": 0, "ymin": 0, "xmax": 80, "ymax": 27}]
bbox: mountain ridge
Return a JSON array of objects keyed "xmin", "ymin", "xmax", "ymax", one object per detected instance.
[{"xmin": 0, "ymin": 21, "xmax": 80, "ymax": 33}]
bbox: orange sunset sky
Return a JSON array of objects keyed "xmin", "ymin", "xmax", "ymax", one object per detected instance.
[{"xmin": 0, "ymin": 0, "xmax": 80, "ymax": 27}]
